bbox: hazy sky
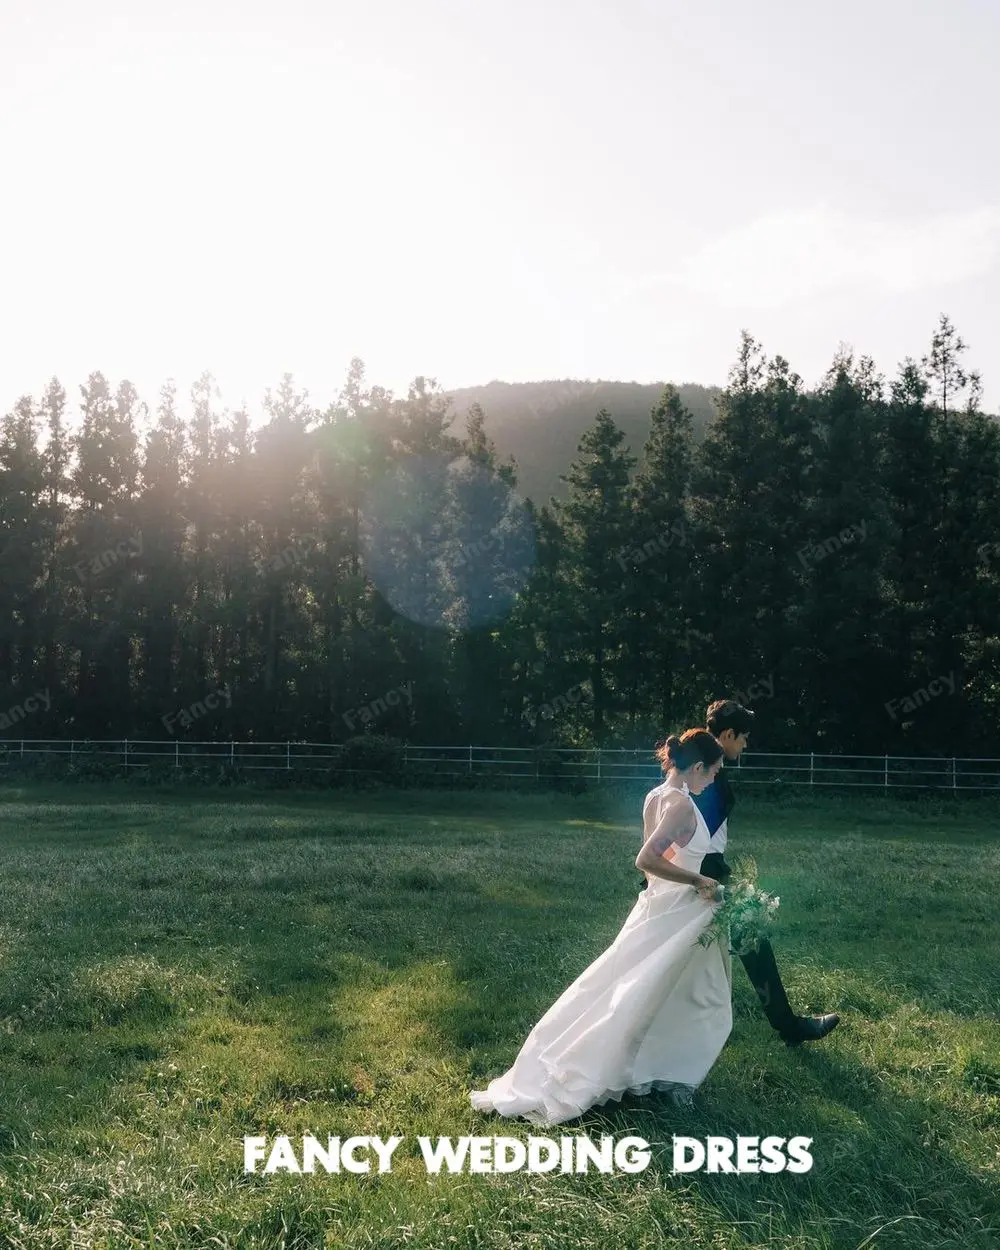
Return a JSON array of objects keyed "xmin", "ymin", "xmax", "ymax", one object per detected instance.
[{"xmin": 1, "ymin": 0, "xmax": 997, "ymax": 425}]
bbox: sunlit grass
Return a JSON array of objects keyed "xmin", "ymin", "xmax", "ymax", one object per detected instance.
[{"xmin": 0, "ymin": 784, "xmax": 996, "ymax": 1248}]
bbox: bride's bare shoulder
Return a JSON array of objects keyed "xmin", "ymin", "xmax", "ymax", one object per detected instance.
[
  {"xmin": 643, "ymin": 783, "xmax": 690, "ymax": 828},
  {"xmin": 645, "ymin": 782, "xmax": 685, "ymax": 806}
]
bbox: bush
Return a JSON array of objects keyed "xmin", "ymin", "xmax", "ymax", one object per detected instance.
[{"xmin": 341, "ymin": 734, "xmax": 405, "ymax": 779}]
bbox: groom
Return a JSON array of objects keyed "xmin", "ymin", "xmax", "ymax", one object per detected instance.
[{"xmin": 695, "ymin": 698, "xmax": 840, "ymax": 1048}]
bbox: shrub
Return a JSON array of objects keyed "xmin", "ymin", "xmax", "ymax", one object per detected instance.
[{"xmin": 341, "ymin": 734, "xmax": 405, "ymax": 779}]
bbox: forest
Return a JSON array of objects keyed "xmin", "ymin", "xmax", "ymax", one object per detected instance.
[{"xmin": 0, "ymin": 314, "xmax": 996, "ymax": 755}]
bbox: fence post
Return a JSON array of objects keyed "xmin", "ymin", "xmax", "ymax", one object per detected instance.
[
  {"xmin": 70, "ymin": 739, "xmax": 75, "ymax": 764},
  {"xmin": 20, "ymin": 739, "xmax": 24, "ymax": 759},
  {"xmin": 231, "ymin": 740, "xmax": 235, "ymax": 765},
  {"xmin": 884, "ymin": 755, "xmax": 889, "ymax": 791},
  {"xmin": 809, "ymin": 752, "xmax": 814, "ymax": 787},
  {"xmin": 952, "ymin": 757, "xmax": 957, "ymax": 790},
  {"xmin": 468, "ymin": 744, "xmax": 473, "ymax": 775},
  {"xmin": 286, "ymin": 741, "xmax": 291, "ymax": 771},
  {"xmin": 596, "ymin": 749, "xmax": 601, "ymax": 783},
  {"xmin": 175, "ymin": 740, "xmax": 179, "ymax": 769},
  {"xmin": 124, "ymin": 738, "xmax": 128, "ymax": 769}
]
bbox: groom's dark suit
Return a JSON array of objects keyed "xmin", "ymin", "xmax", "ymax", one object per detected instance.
[
  {"xmin": 693, "ymin": 772, "xmax": 801, "ymax": 1042},
  {"xmin": 693, "ymin": 769, "xmax": 735, "ymax": 884}
]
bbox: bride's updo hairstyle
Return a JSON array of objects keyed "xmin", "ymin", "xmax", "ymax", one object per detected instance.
[{"xmin": 655, "ymin": 728, "xmax": 723, "ymax": 774}]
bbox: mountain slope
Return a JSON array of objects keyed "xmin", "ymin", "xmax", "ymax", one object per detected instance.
[{"xmin": 443, "ymin": 379, "xmax": 723, "ymax": 505}]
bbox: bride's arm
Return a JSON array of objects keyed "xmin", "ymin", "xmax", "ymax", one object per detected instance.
[{"xmin": 636, "ymin": 802, "xmax": 718, "ymax": 899}]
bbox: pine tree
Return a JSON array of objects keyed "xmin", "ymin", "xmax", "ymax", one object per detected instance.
[
  {"xmin": 688, "ymin": 333, "xmax": 771, "ymax": 710},
  {"xmin": 39, "ymin": 378, "xmax": 70, "ymax": 716},
  {"xmin": 69, "ymin": 373, "xmax": 142, "ymax": 734},
  {"xmin": 621, "ymin": 384, "xmax": 698, "ymax": 739},
  {"xmin": 918, "ymin": 316, "xmax": 996, "ymax": 748},
  {"xmin": 136, "ymin": 379, "xmax": 190, "ymax": 732},
  {"xmin": 215, "ymin": 400, "xmax": 262, "ymax": 739},
  {"xmin": 445, "ymin": 402, "xmax": 531, "ymax": 741},
  {"xmin": 549, "ymin": 408, "xmax": 635, "ymax": 744},
  {"xmin": 794, "ymin": 348, "xmax": 898, "ymax": 751},
  {"xmin": 881, "ymin": 318, "xmax": 986, "ymax": 750},
  {"xmin": 363, "ymin": 376, "xmax": 462, "ymax": 739},
  {"xmin": 310, "ymin": 358, "xmax": 397, "ymax": 738},
  {"xmin": 254, "ymin": 373, "xmax": 317, "ymax": 733},
  {"xmin": 501, "ymin": 498, "xmax": 577, "ymax": 742},
  {"xmin": 0, "ymin": 396, "xmax": 49, "ymax": 714},
  {"xmin": 183, "ymin": 371, "xmax": 225, "ymax": 713},
  {"xmin": 921, "ymin": 313, "xmax": 982, "ymax": 420}
]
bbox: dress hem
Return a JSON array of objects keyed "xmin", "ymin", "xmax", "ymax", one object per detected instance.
[{"xmin": 470, "ymin": 1076, "xmax": 698, "ymax": 1127}]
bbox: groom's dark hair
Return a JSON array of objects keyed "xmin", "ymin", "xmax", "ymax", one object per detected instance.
[{"xmin": 706, "ymin": 699, "xmax": 755, "ymax": 737}]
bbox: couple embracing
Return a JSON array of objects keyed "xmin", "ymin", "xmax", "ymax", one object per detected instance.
[{"xmin": 470, "ymin": 700, "xmax": 839, "ymax": 1126}]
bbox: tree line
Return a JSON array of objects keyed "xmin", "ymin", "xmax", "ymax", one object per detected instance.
[
  {"xmin": 0, "ymin": 314, "xmax": 996, "ymax": 756},
  {"xmin": 441, "ymin": 377, "xmax": 723, "ymax": 505}
]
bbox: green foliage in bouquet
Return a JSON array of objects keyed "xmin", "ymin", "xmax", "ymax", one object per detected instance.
[{"xmin": 697, "ymin": 855, "xmax": 780, "ymax": 957}]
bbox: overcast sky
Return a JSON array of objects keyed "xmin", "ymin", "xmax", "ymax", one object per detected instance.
[{"xmin": 1, "ymin": 0, "xmax": 997, "ymax": 425}]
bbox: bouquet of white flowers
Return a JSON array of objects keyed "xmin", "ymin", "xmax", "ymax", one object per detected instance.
[{"xmin": 697, "ymin": 855, "xmax": 780, "ymax": 957}]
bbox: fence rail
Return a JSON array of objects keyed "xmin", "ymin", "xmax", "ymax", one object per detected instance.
[{"xmin": 1, "ymin": 740, "xmax": 1000, "ymax": 790}]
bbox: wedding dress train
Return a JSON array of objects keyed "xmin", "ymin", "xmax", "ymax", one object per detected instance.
[{"xmin": 470, "ymin": 784, "xmax": 732, "ymax": 1125}]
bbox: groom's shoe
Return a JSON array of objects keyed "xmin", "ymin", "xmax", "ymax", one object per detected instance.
[
  {"xmin": 783, "ymin": 1013, "xmax": 840, "ymax": 1048},
  {"xmin": 740, "ymin": 941, "xmax": 839, "ymax": 1048}
]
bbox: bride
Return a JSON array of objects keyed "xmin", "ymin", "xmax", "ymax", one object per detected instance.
[{"xmin": 470, "ymin": 728, "xmax": 732, "ymax": 1125}]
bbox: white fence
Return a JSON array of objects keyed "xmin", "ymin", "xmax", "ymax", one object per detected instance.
[{"xmin": 1, "ymin": 740, "xmax": 1000, "ymax": 790}]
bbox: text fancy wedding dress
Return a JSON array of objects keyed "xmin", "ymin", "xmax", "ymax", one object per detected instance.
[{"xmin": 470, "ymin": 782, "xmax": 732, "ymax": 1125}]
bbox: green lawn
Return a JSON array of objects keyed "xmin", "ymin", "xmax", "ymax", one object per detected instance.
[{"xmin": 0, "ymin": 783, "xmax": 997, "ymax": 1249}]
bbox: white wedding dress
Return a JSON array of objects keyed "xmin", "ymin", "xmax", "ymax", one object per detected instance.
[{"xmin": 470, "ymin": 782, "xmax": 732, "ymax": 1125}]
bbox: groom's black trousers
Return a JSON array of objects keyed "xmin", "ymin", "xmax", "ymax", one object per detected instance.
[{"xmin": 699, "ymin": 853, "xmax": 797, "ymax": 1037}]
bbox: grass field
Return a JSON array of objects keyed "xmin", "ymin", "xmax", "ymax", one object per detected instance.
[{"xmin": 0, "ymin": 782, "xmax": 997, "ymax": 1249}]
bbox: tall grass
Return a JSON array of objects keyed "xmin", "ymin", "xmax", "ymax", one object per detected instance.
[{"xmin": 0, "ymin": 784, "xmax": 996, "ymax": 1248}]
